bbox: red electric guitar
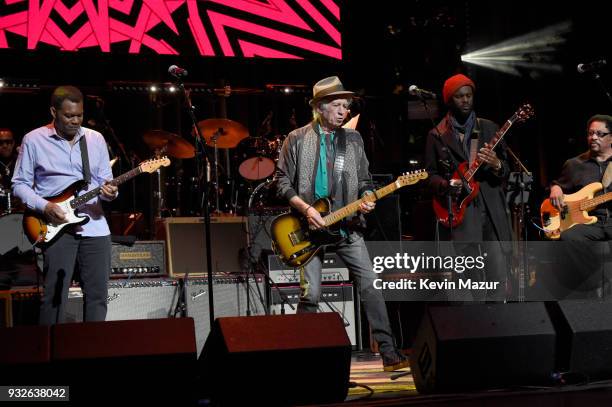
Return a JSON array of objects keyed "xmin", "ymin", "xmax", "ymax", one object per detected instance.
[{"xmin": 433, "ymin": 103, "xmax": 534, "ymax": 228}]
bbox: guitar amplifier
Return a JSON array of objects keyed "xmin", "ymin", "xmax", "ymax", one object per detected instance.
[
  {"xmin": 110, "ymin": 240, "xmax": 166, "ymax": 278},
  {"xmin": 65, "ymin": 279, "xmax": 180, "ymax": 322},
  {"xmin": 184, "ymin": 274, "xmax": 267, "ymax": 355},
  {"xmin": 270, "ymin": 284, "xmax": 357, "ymax": 346},
  {"xmin": 157, "ymin": 217, "xmax": 248, "ymax": 277},
  {"xmin": 268, "ymin": 252, "xmax": 350, "ymax": 284}
]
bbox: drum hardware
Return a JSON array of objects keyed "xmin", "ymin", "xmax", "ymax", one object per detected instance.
[{"xmin": 197, "ymin": 118, "xmax": 249, "ymax": 215}]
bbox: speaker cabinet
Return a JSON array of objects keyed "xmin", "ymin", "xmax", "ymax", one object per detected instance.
[
  {"xmin": 410, "ymin": 302, "xmax": 556, "ymax": 393},
  {"xmin": 0, "ymin": 325, "xmax": 51, "ymax": 385},
  {"xmin": 53, "ymin": 318, "xmax": 197, "ymax": 403},
  {"xmin": 65, "ymin": 279, "xmax": 180, "ymax": 322},
  {"xmin": 549, "ymin": 300, "xmax": 612, "ymax": 380},
  {"xmin": 157, "ymin": 216, "xmax": 248, "ymax": 277},
  {"xmin": 269, "ymin": 284, "xmax": 357, "ymax": 346},
  {"xmin": 184, "ymin": 275, "xmax": 267, "ymax": 356},
  {"xmin": 199, "ymin": 313, "xmax": 351, "ymax": 405}
]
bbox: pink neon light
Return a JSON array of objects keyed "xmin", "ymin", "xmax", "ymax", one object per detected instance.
[
  {"xmin": 238, "ymin": 39, "xmax": 302, "ymax": 59},
  {"xmin": 53, "ymin": 2, "xmax": 85, "ymax": 25},
  {"xmin": 0, "ymin": 0, "xmax": 341, "ymax": 59},
  {"xmin": 320, "ymin": 0, "xmax": 340, "ymax": 21},
  {"xmin": 295, "ymin": 0, "xmax": 340, "ymax": 45},
  {"xmin": 208, "ymin": 10, "xmax": 341, "ymax": 59},
  {"xmin": 186, "ymin": 0, "xmax": 215, "ymax": 56},
  {"xmin": 209, "ymin": 0, "xmax": 312, "ymax": 31}
]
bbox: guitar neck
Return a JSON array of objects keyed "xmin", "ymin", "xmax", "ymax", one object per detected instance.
[
  {"xmin": 582, "ymin": 191, "xmax": 612, "ymax": 211},
  {"xmin": 464, "ymin": 116, "xmax": 517, "ymax": 180},
  {"xmin": 323, "ymin": 181, "xmax": 399, "ymax": 227},
  {"xmin": 70, "ymin": 166, "xmax": 143, "ymax": 209}
]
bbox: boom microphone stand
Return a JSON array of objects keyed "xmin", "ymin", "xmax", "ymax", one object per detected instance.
[{"xmin": 169, "ymin": 66, "xmax": 217, "ymax": 327}]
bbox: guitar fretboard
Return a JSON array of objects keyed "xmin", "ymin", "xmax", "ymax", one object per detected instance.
[
  {"xmin": 464, "ymin": 114, "xmax": 518, "ymax": 181},
  {"xmin": 70, "ymin": 166, "xmax": 143, "ymax": 209},
  {"xmin": 323, "ymin": 181, "xmax": 400, "ymax": 227},
  {"xmin": 581, "ymin": 191, "xmax": 612, "ymax": 211}
]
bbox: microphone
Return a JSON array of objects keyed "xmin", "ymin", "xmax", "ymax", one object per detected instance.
[
  {"xmin": 409, "ymin": 85, "xmax": 437, "ymax": 99},
  {"xmin": 577, "ymin": 59, "xmax": 607, "ymax": 74},
  {"xmin": 168, "ymin": 65, "xmax": 188, "ymax": 78}
]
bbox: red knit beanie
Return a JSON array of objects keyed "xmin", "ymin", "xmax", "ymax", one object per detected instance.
[{"xmin": 442, "ymin": 74, "xmax": 475, "ymax": 104}]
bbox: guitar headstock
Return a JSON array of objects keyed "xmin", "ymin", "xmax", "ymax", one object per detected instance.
[
  {"xmin": 139, "ymin": 156, "xmax": 171, "ymax": 173},
  {"xmin": 515, "ymin": 103, "xmax": 535, "ymax": 123},
  {"xmin": 397, "ymin": 169, "xmax": 428, "ymax": 187}
]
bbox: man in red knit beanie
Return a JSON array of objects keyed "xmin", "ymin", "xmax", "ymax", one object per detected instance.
[{"xmin": 424, "ymin": 73, "xmax": 513, "ymax": 301}]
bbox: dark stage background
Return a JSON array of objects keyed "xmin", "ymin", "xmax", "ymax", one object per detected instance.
[{"xmin": 1, "ymin": 0, "xmax": 609, "ymax": 240}]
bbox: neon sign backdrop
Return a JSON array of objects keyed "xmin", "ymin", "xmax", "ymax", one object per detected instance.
[{"xmin": 0, "ymin": 0, "xmax": 341, "ymax": 59}]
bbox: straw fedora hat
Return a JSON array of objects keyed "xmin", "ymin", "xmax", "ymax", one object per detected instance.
[{"xmin": 309, "ymin": 76, "xmax": 354, "ymax": 106}]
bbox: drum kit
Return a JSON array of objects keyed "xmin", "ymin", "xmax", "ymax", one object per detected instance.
[{"xmin": 142, "ymin": 118, "xmax": 287, "ymax": 217}]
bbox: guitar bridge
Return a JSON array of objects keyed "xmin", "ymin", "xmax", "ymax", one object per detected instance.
[{"xmin": 289, "ymin": 229, "xmax": 306, "ymax": 246}]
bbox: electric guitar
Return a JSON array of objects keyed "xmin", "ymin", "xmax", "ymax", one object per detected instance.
[
  {"xmin": 22, "ymin": 157, "xmax": 170, "ymax": 246},
  {"xmin": 270, "ymin": 170, "xmax": 428, "ymax": 268},
  {"xmin": 433, "ymin": 103, "xmax": 534, "ymax": 228},
  {"xmin": 540, "ymin": 182, "xmax": 612, "ymax": 240}
]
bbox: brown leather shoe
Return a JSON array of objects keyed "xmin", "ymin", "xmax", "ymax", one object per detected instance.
[{"xmin": 382, "ymin": 349, "xmax": 410, "ymax": 372}]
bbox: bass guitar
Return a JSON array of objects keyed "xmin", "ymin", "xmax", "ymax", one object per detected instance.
[
  {"xmin": 540, "ymin": 182, "xmax": 612, "ymax": 240},
  {"xmin": 271, "ymin": 170, "xmax": 428, "ymax": 268},
  {"xmin": 23, "ymin": 157, "xmax": 170, "ymax": 246},
  {"xmin": 433, "ymin": 103, "xmax": 534, "ymax": 228}
]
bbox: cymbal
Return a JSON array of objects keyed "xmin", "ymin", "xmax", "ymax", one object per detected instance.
[
  {"xmin": 196, "ymin": 118, "xmax": 249, "ymax": 148},
  {"xmin": 143, "ymin": 130, "xmax": 195, "ymax": 159}
]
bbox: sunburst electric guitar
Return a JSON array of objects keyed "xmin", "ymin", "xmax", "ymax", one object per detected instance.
[
  {"xmin": 23, "ymin": 157, "xmax": 170, "ymax": 246},
  {"xmin": 540, "ymin": 182, "xmax": 612, "ymax": 240},
  {"xmin": 433, "ymin": 103, "xmax": 534, "ymax": 228},
  {"xmin": 271, "ymin": 170, "xmax": 428, "ymax": 268}
]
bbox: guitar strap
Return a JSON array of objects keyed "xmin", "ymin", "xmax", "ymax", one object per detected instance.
[
  {"xmin": 332, "ymin": 131, "xmax": 347, "ymax": 202},
  {"xmin": 602, "ymin": 162, "xmax": 612, "ymax": 190},
  {"xmin": 79, "ymin": 134, "xmax": 91, "ymax": 190}
]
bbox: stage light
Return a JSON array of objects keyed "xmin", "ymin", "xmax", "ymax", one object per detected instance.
[
  {"xmin": 283, "ymin": 87, "xmax": 293, "ymax": 94},
  {"xmin": 0, "ymin": 79, "xmax": 4, "ymax": 88},
  {"xmin": 461, "ymin": 21, "xmax": 571, "ymax": 76},
  {"xmin": 150, "ymin": 85, "xmax": 158, "ymax": 92},
  {"xmin": 168, "ymin": 86, "xmax": 176, "ymax": 93}
]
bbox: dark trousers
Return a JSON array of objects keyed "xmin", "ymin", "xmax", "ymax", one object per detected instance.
[
  {"xmin": 40, "ymin": 234, "xmax": 111, "ymax": 325},
  {"xmin": 558, "ymin": 220, "xmax": 612, "ymax": 297},
  {"xmin": 441, "ymin": 203, "xmax": 509, "ymax": 301},
  {"xmin": 298, "ymin": 237, "xmax": 397, "ymax": 353}
]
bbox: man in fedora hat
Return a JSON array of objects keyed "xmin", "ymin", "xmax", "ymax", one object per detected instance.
[{"xmin": 275, "ymin": 76, "xmax": 408, "ymax": 371}]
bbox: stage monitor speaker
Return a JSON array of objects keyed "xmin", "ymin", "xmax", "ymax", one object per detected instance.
[
  {"xmin": 198, "ymin": 313, "xmax": 351, "ymax": 405},
  {"xmin": 410, "ymin": 302, "xmax": 556, "ymax": 393},
  {"xmin": 52, "ymin": 318, "xmax": 197, "ymax": 403},
  {"xmin": 65, "ymin": 279, "xmax": 180, "ymax": 322},
  {"xmin": 159, "ymin": 217, "xmax": 248, "ymax": 277},
  {"xmin": 269, "ymin": 284, "xmax": 357, "ymax": 346},
  {"xmin": 184, "ymin": 275, "xmax": 267, "ymax": 356},
  {"xmin": 549, "ymin": 300, "xmax": 612, "ymax": 380},
  {"xmin": 0, "ymin": 325, "xmax": 51, "ymax": 385}
]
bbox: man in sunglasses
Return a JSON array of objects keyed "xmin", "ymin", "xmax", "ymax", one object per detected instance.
[{"xmin": 548, "ymin": 114, "xmax": 612, "ymax": 298}]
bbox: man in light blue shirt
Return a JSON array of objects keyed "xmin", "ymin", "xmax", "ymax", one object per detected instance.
[{"xmin": 12, "ymin": 86, "xmax": 118, "ymax": 325}]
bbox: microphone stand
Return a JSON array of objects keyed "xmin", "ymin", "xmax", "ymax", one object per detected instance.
[
  {"xmin": 591, "ymin": 71, "xmax": 612, "ymax": 107},
  {"xmin": 173, "ymin": 74, "xmax": 216, "ymax": 327},
  {"xmin": 506, "ymin": 147, "xmax": 532, "ymax": 302}
]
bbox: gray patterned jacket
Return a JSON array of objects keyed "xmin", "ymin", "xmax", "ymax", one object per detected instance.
[{"xmin": 274, "ymin": 121, "xmax": 373, "ymax": 235}]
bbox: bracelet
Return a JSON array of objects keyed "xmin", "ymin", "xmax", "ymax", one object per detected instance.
[{"xmin": 304, "ymin": 205, "xmax": 313, "ymax": 215}]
